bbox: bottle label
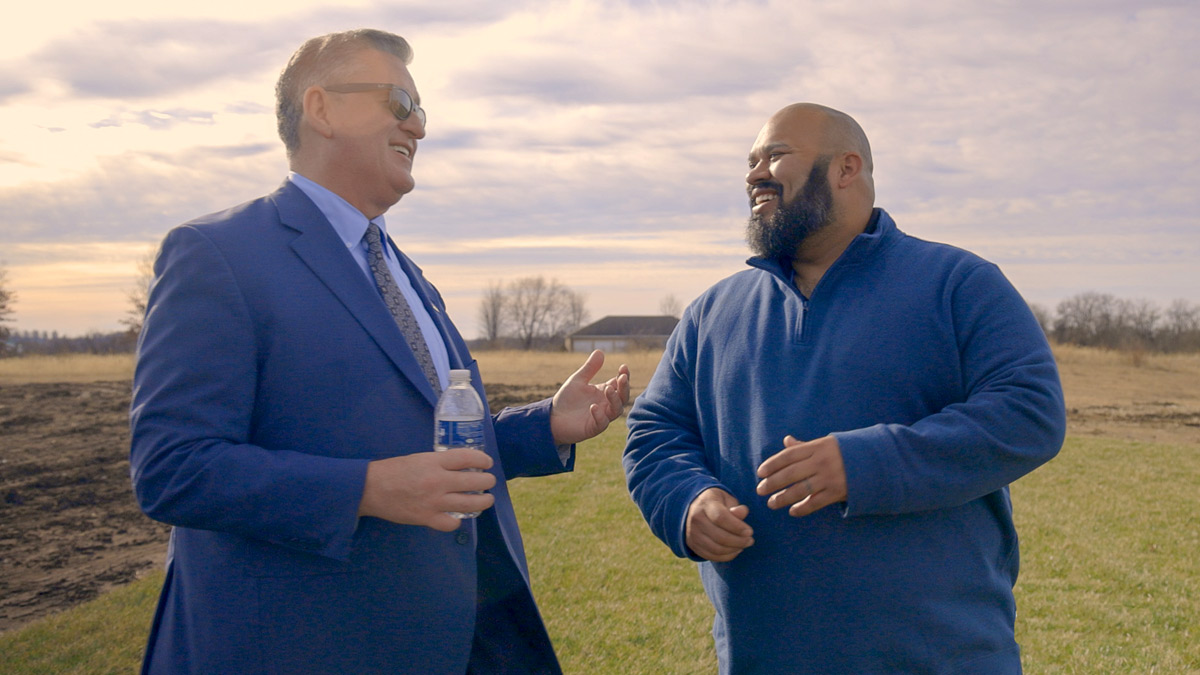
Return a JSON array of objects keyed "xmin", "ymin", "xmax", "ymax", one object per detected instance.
[{"xmin": 436, "ymin": 419, "xmax": 484, "ymax": 448}]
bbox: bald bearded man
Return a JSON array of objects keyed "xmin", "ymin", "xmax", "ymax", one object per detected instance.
[{"xmin": 624, "ymin": 103, "xmax": 1065, "ymax": 674}]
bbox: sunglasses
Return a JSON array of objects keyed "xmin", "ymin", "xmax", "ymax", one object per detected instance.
[{"xmin": 323, "ymin": 83, "xmax": 426, "ymax": 128}]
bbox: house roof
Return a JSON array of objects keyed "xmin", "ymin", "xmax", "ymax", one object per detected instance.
[{"xmin": 569, "ymin": 315, "xmax": 679, "ymax": 337}]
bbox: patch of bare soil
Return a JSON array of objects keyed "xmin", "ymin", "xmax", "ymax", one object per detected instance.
[
  {"xmin": 1056, "ymin": 348, "xmax": 1200, "ymax": 447},
  {"xmin": 0, "ymin": 381, "xmax": 556, "ymax": 634},
  {"xmin": 0, "ymin": 381, "xmax": 169, "ymax": 633}
]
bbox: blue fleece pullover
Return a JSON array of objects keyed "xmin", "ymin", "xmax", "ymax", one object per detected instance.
[{"xmin": 624, "ymin": 209, "xmax": 1066, "ymax": 674}]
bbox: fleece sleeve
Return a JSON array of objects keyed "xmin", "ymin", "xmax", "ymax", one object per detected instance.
[
  {"xmin": 835, "ymin": 262, "xmax": 1067, "ymax": 516},
  {"xmin": 623, "ymin": 312, "xmax": 726, "ymax": 560}
]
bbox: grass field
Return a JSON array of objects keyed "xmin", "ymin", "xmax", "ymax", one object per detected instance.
[
  {"xmin": 1, "ymin": 350, "xmax": 1198, "ymax": 672},
  {"xmin": 2, "ymin": 427, "xmax": 1197, "ymax": 673},
  {"xmin": 0, "ymin": 354, "xmax": 135, "ymax": 384}
]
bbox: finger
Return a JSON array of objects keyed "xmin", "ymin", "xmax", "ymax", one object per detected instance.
[
  {"xmin": 603, "ymin": 383, "xmax": 624, "ymax": 417},
  {"xmin": 440, "ymin": 491, "xmax": 496, "ymax": 515},
  {"xmin": 569, "ymin": 349, "xmax": 605, "ymax": 384},
  {"xmin": 588, "ymin": 403, "xmax": 610, "ymax": 434},
  {"xmin": 425, "ymin": 512, "xmax": 465, "ymax": 532},
  {"xmin": 765, "ymin": 478, "xmax": 816, "ymax": 510},
  {"xmin": 438, "ymin": 448, "xmax": 494, "ymax": 472},
  {"xmin": 787, "ymin": 489, "xmax": 828, "ymax": 518},
  {"xmin": 756, "ymin": 442, "xmax": 810, "ymax": 480},
  {"xmin": 706, "ymin": 505, "xmax": 755, "ymax": 538},
  {"xmin": 444, "ymin": 468, "xmax": 497, "ymax": 493},
  {"xmin": 756, "ymin": 461, "xmax": 813, "ymax": 496},
  {"xmin": 691, "ymin": 531, "xmax": 752, "ymax": 562},
  {"xmin": 616, "ymin": 366, "xmax": 631, "ymax": 402},
  {"xmin": 698, "ymin": 521, "xmax": 755, "ymax": 550}
]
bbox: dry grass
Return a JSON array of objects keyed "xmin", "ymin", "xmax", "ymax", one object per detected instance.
[
  {"xmin": 0, "ymin": 354, "xmax": 135, "ymax": 385},
  {"xmin": 474, "ymin": 349, "xmax": 665, "ymax": 400},
  {"xmin": 1050, "ymin": 343, "xmax": 1200, "ymax": 447},
  {"xmin": 1051, "ymin": 342, "xmax": 1200, "ymax": 373},
  {"xmin": 0, "ymin": 350, "xmax": 666, "ymax": 396}
]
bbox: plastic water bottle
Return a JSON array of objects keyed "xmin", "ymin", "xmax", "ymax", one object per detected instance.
[{"xmin": 434, "ymin": 369, "xmax": 486, "ymax": 519}]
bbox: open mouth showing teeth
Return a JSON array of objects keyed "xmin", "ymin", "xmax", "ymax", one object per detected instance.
[
  {"xmin": 754, "ymin": 194, "xmax": 777, "ymax": 205},
  {"xmin": 391, "ymin": 145, "xmax": 411, "ymax": 157}
]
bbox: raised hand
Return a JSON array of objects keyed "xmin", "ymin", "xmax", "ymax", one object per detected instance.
[{"xmin": 549, "ymin": 350, "xmax": 631, "ymax": 445}]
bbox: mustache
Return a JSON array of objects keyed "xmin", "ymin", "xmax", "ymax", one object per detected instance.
[{"xmin": 747, "ymin": 181, "xmax": 784, "ymax": 207}]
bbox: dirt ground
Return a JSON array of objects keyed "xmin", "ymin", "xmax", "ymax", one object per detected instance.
[
  {"xmin": 1, "ymin": 351, "xmax": 1197, "ymax": 634},
  {"xmin": 0, "ymin": 381, "xmax": 555, "ymax": 634}
]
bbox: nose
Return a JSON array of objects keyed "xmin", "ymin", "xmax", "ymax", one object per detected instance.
[
  {"xmin": 400, "ymin": 112, "xmax": 425, "ymax": 139},
  {"xmin": 746, "ymin": 157, "xmax": 769, "ymax": 186}
]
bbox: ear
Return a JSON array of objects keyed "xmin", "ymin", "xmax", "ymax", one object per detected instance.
[
  {"xmin": 833, "ymin": 152, "xmax": 864, "ymax": 189},
  {"xmin": 302, "ymin": 85, "xmax": 335, "ymax": 140}
]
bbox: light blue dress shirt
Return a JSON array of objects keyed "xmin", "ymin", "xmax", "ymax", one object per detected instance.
[{"xmin": 288, "ymin": 172, "xmax": 450, "ymax": 391}]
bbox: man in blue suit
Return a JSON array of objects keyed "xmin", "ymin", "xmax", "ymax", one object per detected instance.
[{"xmin": 130, "ymin": 29, "xmax": 630, "ymax": 674}]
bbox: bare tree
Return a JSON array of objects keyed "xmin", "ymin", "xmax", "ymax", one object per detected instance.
[
  {"xmin": 1115, "ymin": 298, "xmax": 1159, "ymax": 349},
  {"xmin": 120, "ymin": 248, "xmax": 158, "ymax": 337},
  {"xmin": 659, "ymin": 293, "xmax": 683, "ymax": 319},
  {"xmin": 1054, "ymin": 292, "xmax": 1118, "ymax": 347},
  {"xmin": 477, "ymin": 280, "xmax": 508, "ymax": 346},
  {"xmin": 508, "ymin": 276, "xmax": 566, "ymax": 350},
  {"xmin": 0, "ymin": 265, "xmax": 15, "ymax": 355},
  {"xmin": 554, "ymin": 288, "xmax": 590, "ymax": 338},
  {"xmin": 500, "ymin": 275, "xmax": 590, "ymax": 350},
  {"xmin": 1163, "ymin": 299, "xmax": 1200, "ymax": 352}
]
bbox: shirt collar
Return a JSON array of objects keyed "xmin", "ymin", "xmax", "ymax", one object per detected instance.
[{"xmin": 288, "ymin": 172, "xmax": 390, "ymax": 251}]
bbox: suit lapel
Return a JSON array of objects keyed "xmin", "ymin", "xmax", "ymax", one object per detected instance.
[{"xmin": 270, "ymin": 182, "xmax": 440, "ymax": 406}]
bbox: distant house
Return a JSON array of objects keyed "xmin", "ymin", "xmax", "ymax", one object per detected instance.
[{"xmin": 565, "ymin": 315, "xmax": 679, "ymax": 353}]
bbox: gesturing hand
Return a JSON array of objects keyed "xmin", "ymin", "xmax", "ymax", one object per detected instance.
[
  {"xmin": 756, "ymin": 435, "xmax": 848, "ymax": 517},
  {"xmin": 685, "ymin": 487, "xmax": 754, "ymax": 562},
  {"xmin": 549, "ymin": 350, "xmax": 631, "ymax": 446},
  {"xmin": 358, "ymin": 449, "xmax": 497, "ymax": 532}
]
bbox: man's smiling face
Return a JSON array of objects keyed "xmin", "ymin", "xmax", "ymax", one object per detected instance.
[
  {"xmin": 744, "ymin": 113, "xmax": 835, "ymax": 259},
  {"xmin": 323, "ymin": 48, "xmax": 425, "ymax": 219}
]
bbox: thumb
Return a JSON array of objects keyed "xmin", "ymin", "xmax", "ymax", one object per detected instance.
[{"xmin": 569, "ymin": 349, "xmax": 605, "ymax": 384}]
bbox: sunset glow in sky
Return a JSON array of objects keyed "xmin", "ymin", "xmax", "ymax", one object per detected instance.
[{"xmin": 2, "ymin": 0, "xmax": 1197, "ymax": 338}]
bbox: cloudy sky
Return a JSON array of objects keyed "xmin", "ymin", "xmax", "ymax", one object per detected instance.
[{"xmin": 1, "ymin": 0, "xmax": 1196, "ymax": 339}]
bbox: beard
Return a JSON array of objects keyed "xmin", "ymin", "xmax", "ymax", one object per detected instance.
[{"xmin": 745, "ymin": 155, "xmax": 835, "ymax": 260}]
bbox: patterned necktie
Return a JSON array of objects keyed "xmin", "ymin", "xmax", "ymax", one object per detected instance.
[{"xmin": 364, "ymin": 222, "xmax": 441, "ymax": 395}]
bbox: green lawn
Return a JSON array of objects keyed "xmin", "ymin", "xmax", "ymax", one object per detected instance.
[
  {"xmin": 1012, "ymin": 437, "xmax": 1199, "ymax": 673},
  {"xmin": 2, "ymin": 428, "xmax": 1197, "ymax": 673}
]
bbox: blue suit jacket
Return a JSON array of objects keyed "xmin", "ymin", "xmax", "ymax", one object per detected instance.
[{"xmin": 130, "ymin": 181, "xmax": 569, "ymax": 674}]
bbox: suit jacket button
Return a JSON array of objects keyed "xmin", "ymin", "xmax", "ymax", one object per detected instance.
[{"xmin": 455, "ymin": 530, "xmax": 470, "ymax": 545}]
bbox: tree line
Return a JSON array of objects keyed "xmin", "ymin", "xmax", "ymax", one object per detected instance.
[
  {"xmin": 6, "ymin": 329, "xmax": 136, "ymax": 356},
  {"xmin": 1032, "ymin": 293, "xmax": 1200, "ymax": 352},
  {"xmin": 2, "ymin": 261, "xmax": 1199, "ymax": 356}
]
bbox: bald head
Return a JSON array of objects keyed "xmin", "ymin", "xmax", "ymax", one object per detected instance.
[
  {"xmin": 773, "ymin": 103, "xmax": 873, "ymax": 175},
  {"xmin": 748, "ymin": 102, "xmax": 876, "ymax": 219}
]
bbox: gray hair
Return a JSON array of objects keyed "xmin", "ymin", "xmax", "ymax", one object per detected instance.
[{"xmin": 275, "ymin": 29, "xmax": 413, "ymax": 158}]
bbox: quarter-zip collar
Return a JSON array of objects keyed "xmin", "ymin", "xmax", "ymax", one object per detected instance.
[{"xmin": 746, "ymin": 207, "xmax": 894, "ymax": 297}]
